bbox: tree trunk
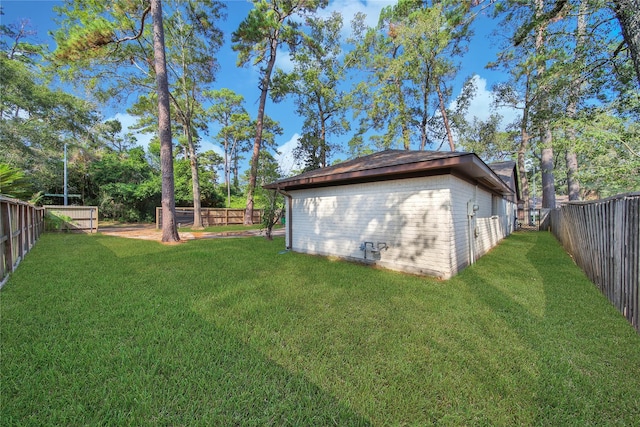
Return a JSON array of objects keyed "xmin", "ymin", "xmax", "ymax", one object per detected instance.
[
  {"xmin": 540, "ymin": 132, "xmax": 556, "ymax": 209},
  {"xmin": 437, "ymin": 81, "xmax": 455, "ymax": 151},
  {"xmin": 517, "ymin": 148, "xmax": 528, "ymax": 207},
  {"xmin": 245, "ymin": 35, "xmax": 278, "ymax": 225},
  {"xmin": 613, "ymin": 0, "xmax": 640, "ymax": 87},
  {"xmin": 223, "ymin": 136, "xmax": 230, "ymax": 208},
  {"xmin": 230, "ymin": 136, "xmax": 241, "ymax": 206},
  {"xmin": 319, "ymin": 101, "xmax": 327, "ymax": 168},
  {"xmin": 566, "ymin": 0, "xmax": 587, "ymax": 201},
  {"xmin": 419, "ymin": 74, "xmax": 431, "ymax": 150},
  {"xmin": 565, "ymin": 150, "xmax": 579, "ymax": 200},
  {"xmin": 186, "ymin": 126, "xmax": 203, "ymax": 229},
  {"xmin": 233, "ymin": 156, "xmax": 239, "ymax": 190},
  {"xmin": 519, "ymin": 74, "xmax": 532, "ymax": 210},
  {"xmin": 152, "ymin": 0, "xmax": 180, "ymax": 243},
  {"xmin": 393, "ymin": 75, "xmax": 410, "ymax": 150},
  {"xmin": 389, "ymin": 45, "xmax": 411, "ymax": 150},
  {"xmin": 536, "ymin": 0, "xmax": 556, "ymax": 209}
]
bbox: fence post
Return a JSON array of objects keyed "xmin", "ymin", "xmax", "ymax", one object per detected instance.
[{"xmin": 1, "ymin": 201, "xmax": 14, "ymax": 276}]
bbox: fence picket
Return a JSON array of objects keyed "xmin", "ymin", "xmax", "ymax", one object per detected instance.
[
  {"xmin": 630, "ymin": 197, "xmax": 640, "ymax": 329},
  {"xmin": 550, "ymin": 192, "xmax": 640, "ymax": 333},
  {"xmin": 156, "ymin": 207, "xmax": 264, "ymax": 229},
  {"xmin": 614, "ymin": 199, "xmax": 623, "ymax": 312},
  {"xmin": 0, "ymin": 197, "xmax": 45, "ymax": 288},
  {"xmin": 44, "ymin": 206, "xmax": 98, "ymax": 233}
]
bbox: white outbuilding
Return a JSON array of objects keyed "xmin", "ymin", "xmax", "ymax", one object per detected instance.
[{"xmin": 264, "ymin": 150, "xmax": 520, "ymax": 279}]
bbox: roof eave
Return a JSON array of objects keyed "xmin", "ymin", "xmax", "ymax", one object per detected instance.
[
  {"xmin": 264, "ymin": 154, "xmax": 476, "ymax": 190},
  {"xmin": 263, "ymin": 152, "xmax": 514, "ymax": 197}
]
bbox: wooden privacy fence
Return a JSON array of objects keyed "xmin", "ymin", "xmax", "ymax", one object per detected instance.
[
  {"xmin": 156, "ymin": 207, "xmax": 263, "ymax": 228},
  {"xmin": 44, "ymin": 206, "xmax": 99, "ymax": 233},
  {"xmin": 1, "ymin": 196, "xmax": 45, "ymax": 288},
  {"xmin": 549, "ymin": 192, "xmax": 640, "ymax": 332}
]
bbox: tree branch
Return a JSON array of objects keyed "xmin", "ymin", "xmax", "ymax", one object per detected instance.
[
  {"xmin": 114, "ymin": 6, "xmax": 151, "ymax": 44},
  {"xmin": 514, "ymin": 0, "xmax": 568, "ymax": 46}
]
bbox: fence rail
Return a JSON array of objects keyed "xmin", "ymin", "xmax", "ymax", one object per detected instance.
[
  {"xmin": 549, "ymin": 192, "xmax": 640, "ymax": 332},
  {"xmin": 1, "ymin": 196, "xmax": 45, "ymax": 288},
  {"xmin": 156, "ymin": 207, "xmax": 263, "ymax": 228},
  {"xmin": 44, "ymin": 206, "xmax": 99, "ymax": 233}
]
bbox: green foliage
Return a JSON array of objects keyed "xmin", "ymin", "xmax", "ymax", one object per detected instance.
[
  {"xmin": 258, "ymin": 152, "xmax": 284, "ymax": 238},
  {"xmin": 232, "ymin": 0, "xmax": 328, "ymax": 69},
  {"xmin": 457, "ymin": 113, "xmax": 520, "ymax": 162},
  {"xmin": 51, "ymin": 0, "xmax": 156, "ymax": 107},
  {"xmin": 2, "ymin": 233, "xmax": 640, "ymax": 424},
  {"xmin": 43, "ymin": 210, "xmax": 74, "ymax": 231},
  {"xmin": 1, "ymin": 21, "xmax": 99, "ymax": 203},
  {"xmin": 173, "ymin": 158, "xmax": 223, "ymax": 208},
  {"xmin": 99, "ymin": 119, "xmax": 137, "ymax": 153},
  {"xmin": 476, "ymin": 0, "xmax": 639, "ymax": 204},
  {"xmin": 261, "ymin": 188, "xmax": 284, "ymax": 239},
  {"xmin": 0, "ymin": 17, "xmax": 45, "ymax": 63},
  {"xmin": 205, "ymin": 88, "xmax": 253, "ymax": 206},
  {"xmin": 272, "ymin": 11, "xmax": 349, "ymax": 169},
  {"xmin": 0, "ymin": 56, "xmax": 97, "ymax": 155},
  {"xmin": 54, "ymin": 17, "xmax": 117, "ymax": 62},
  {"xmin": 349, "ymin": 0, "xmax": 472, "ymax": 152},
  {"xmin": 247, "ymin": 149, "xmax": 283, "ymax": 209},
  {"xmin": 0, "ymin": 163, "xmax": 33, "ymax": 200},
  {"xmin": 90, "ymin": 147, "xmax": 160, "ymax": 222},
  {"xmin": 53, "ymin": 0, "xmax": 228, "ymax": 234},
  {"xmin": 232, "ymin": 0, "xmax": 328, "ymax": 218},
  {"xmin": 555, "ymin": 108, "xmax": 640, "ymax": 196},
  {"xmin": 216, "ymin": 189, "xmax": 250, "ymax": 209},
  {"xmin": 53, "ymin": 0, "xmax": 226, "ymax": 109}
]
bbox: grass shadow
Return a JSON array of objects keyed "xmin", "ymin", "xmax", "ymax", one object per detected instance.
[
  {"xmin": 457, "ymin": 232, "xmax": 640, "ymax": 425},
  {"xmin": 3, "ymin": 232, "xmax": 640, "ymax": 425},
  {"xmin": 1, "ymin": 234, "xmax": 370, "ymax": 426}
]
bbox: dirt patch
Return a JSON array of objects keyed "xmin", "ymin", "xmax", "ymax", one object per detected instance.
[{"xmin": 98, "ymin": 223, "xmax": 284, "ymax": 242}]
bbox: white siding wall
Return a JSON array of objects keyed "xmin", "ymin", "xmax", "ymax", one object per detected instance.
[
  {"xmin": 288, "ymin": 176, "xmax": 456, "ymax": 278},
  {"xmin": 449, "ymin": 177, "xmax": 477, "ymax": 274},
  {"xmin": 449, "ymin": 177, "xmax": 513, "ymax": 275},
  {"xmin": 287, "ymin": 175, "xmax": 514, "ymax": 279},
  {"xmin": 473, "ymin": 189, "xmax": 499, "ymax": 259}
]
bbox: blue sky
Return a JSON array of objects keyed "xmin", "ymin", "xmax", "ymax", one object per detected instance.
[{"xmin": 1, "ymin": 0, "xmax": 518, "ymax": 174}]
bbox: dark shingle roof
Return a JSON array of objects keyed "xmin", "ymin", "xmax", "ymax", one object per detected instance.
[
  {"xmin": 284, "ymin": 150, "xmax": 468, "ymax": 180},
  {"xmin": 488, "ymin": 161, "xmax": 520, "ymax": 200},
  {"xmin": 264, "ymin": 150, "xmax": 514, "ymax": 196},
  {"xmin": 488, "ymin": 161, "xmax": 516, "ymax": 186}
]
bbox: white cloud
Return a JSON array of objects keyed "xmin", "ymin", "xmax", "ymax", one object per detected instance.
[
  {"xmin": 451, "ymin": 75, "xmax": 521, "ymax": 128},
  {"xmin": 274, "ymin": 47, "xmax": 295, "ymax": 73},
  {"xmin": 322, "ymin": 0, "xmax": 397, "ymax": 36},
  {"xmin": 275, "ymin": 133, "xmax": 304, "ymax": 176}
]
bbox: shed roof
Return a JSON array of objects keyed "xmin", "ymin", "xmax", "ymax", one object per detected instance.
[{"xmin": 264, "ymin": 150, "xmax": 515, "ymax": 196}]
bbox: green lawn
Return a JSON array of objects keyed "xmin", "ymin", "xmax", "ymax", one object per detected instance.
[{"xmin": 1, "ymin": 232, "xmax": 639, "ymax": 425}]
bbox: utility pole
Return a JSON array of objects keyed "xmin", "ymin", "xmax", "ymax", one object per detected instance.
[{"xmin": 64, "ymin": 144, "xmax": 68, "ymax": 206}]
